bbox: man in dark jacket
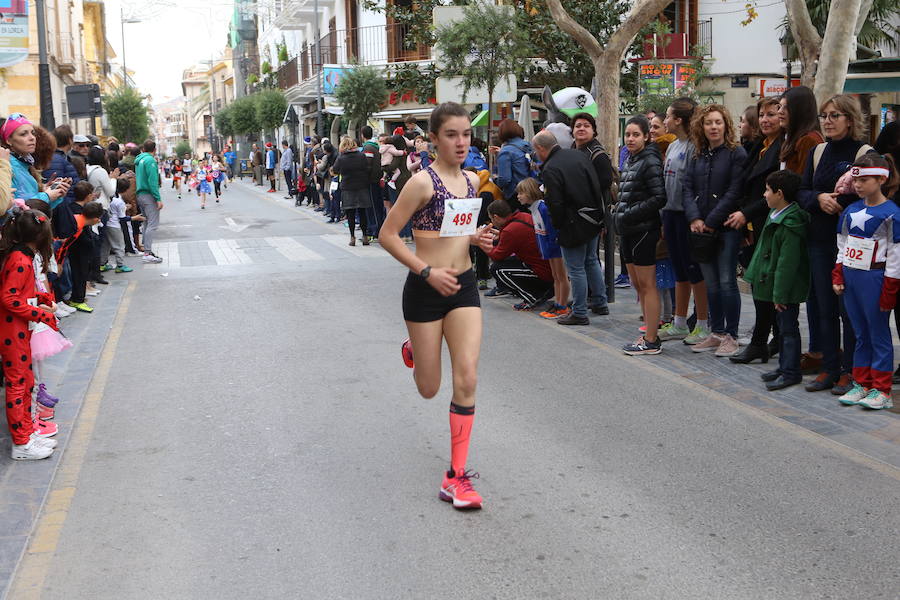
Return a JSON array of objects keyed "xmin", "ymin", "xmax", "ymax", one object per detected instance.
[{"xmin": 532, "ymin": 130, "xmax": 608, "ymax": 325}]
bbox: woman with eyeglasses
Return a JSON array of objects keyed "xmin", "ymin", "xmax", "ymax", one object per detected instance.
[{"xmin": 797, "ymin": 94, "xmax": 875, "ymax": 396}]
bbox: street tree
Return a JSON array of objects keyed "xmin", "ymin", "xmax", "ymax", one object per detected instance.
[
  {"xmin": 255, "ymin": 89, "xmax": 287, "ymax": 142},
  {"xmin": 434, "ymin": 2, "xmax": 529, "ymax": 139},
  {"xmin": 512, "ymin": 0, "xmax": 631, "ymax": 90},
  {"xmin": 174, "ymin": 140, "xmax": 192, "ymax": 158},
  {"xmin": 215, "ymin": 105, "xmax": 236, "ymax": 140},
  {"xmin": 543, "ymin": 0, "xmax": 671, "ymax": 154},
  {"xmin": 784, "ymin": 0, "xmax": 892, "ymax": 101},
  {"xmin": 335, "ymin": 64, "xmax": 388, "ymax": 133},
  {"xmin": 230, "ymin": 96, "xmax": 259, "ymax": 137},
  {"xmin": 105, "ymin": 86, "xmax": 150, "ymax": 143}
]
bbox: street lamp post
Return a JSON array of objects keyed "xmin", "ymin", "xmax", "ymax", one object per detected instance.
[
  {"xmin": 120, "ymin": 8, "xmax": 141, "ymax": 86},
  {"xmin": 35, "ymin": 0, "xmax": 55, "ymax": 129}
]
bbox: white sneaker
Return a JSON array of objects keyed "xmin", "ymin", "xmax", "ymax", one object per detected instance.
[
  {"xmin": 142, "ymin": 253, "xmax": 163, "ymax": 264},
  {"xmin": 11, "ymin": 439, "xmax": 54, "ymax": 460},
  {"xmin": 30, "ymin": 432, "xmax": 58, "ymax": 449},
  {"xmin": 61, "ymin": 303, "xmax": 77, "ymax": 314},
  {"xmin": 85, "ymin": 289, "xmax": 100, "ymax": 297},
  {"xmin": 54, "ymin": 309, "xmax": 69, "ymax": 319}
]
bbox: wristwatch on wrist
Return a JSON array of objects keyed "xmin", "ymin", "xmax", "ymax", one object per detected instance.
[{"xmin": 419, "ymin": 266, "xmax": 432, "ymax": 279}]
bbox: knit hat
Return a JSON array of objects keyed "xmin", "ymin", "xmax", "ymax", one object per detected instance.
[
  {"xmin": 265, "ymin": 142, "xmax": 273, "ymax": 148},
  {"xmin": 1, "ymin": 113, "xmax": 32, "ymax": 144}
]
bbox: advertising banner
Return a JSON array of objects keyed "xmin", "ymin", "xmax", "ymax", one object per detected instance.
[{"xmin": 0, "ymin": 0, "xmax": 28, "ymax": 68}]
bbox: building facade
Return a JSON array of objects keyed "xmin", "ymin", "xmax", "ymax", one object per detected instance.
[{"xmin": 0, "ymin": 0, "xmax": 115, "ymax": 134}]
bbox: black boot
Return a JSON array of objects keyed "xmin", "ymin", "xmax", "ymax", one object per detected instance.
[{"xmin": 729, "ymin": 343, "xmax": 769, "ymax": 364}]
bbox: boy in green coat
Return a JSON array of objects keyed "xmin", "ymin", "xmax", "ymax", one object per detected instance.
[{"xmin": 745, "ymin": 170, "xmax": 810, "ymax": 391}]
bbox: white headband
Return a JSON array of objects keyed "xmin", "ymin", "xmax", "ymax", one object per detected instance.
[{"xmin": 851, "ymin": 166, "xmax": 889, "ymax": 178}]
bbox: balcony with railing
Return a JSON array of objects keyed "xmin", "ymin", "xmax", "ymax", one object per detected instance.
[
  {"xmin": 277, "ymin": 56, "xmax": 300, "ymax": 90},
  {"xmin": 278, "ymin": 23, "xmax": 432, "ymax": 91}
]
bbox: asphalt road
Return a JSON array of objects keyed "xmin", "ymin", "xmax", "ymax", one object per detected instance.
[{"xmin": 8, "ymin": 176, "xmax": 900, "ymax": 599}]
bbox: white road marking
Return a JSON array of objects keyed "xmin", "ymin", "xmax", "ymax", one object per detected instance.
[{"xmin": 265, "ymin": 236, "xmax": 324, "ymax": 261}]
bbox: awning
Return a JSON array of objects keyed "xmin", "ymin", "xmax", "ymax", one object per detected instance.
[
  {"xmin": 370, "ymin": 107, "xmax": 435, "ymax": 120},
  {"xmin": 471, "ymin": 109, "xmax": 489, "ymax": 127},
  {"xmin": 843, "ymin": 73, "xmax": 900, "ymax": 94}
]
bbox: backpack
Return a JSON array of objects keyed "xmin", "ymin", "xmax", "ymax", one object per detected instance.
[{"xmin": 812, "ymin": 142, "xmax": 873, "ymax": 173}]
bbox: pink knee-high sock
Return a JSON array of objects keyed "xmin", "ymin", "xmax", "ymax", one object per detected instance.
[{"xmin": 449, "ymin": 403, "xmax": 474, "ymax": 477}]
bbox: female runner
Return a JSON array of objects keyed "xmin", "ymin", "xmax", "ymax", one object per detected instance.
[{"xmin": 380, "ymin": 102, "xmax": 493, "ymax": 510}]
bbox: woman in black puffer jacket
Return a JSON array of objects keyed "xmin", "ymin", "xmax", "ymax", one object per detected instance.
[{"xmin": 614, "ymin": 115, "xmax": 667, "ymax": 354}]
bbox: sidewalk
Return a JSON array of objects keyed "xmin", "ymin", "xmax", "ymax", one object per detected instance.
[
  {"xmin": 0, "ymin": 282, "xmax": 128, "ymax": 598},
  {"xmin": 489, "ymin": 283, "xmax": 900, "ymax": 470}
]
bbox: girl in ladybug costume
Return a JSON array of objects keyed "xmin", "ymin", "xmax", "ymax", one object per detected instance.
[{"xmin": 1, "ymin": 205, "xmax": 61, "ymax": 459}]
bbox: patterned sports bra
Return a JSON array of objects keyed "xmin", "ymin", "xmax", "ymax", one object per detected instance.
[{"xmin": 411, "ymin": 166, "xmax": 478, "ymax": 232}]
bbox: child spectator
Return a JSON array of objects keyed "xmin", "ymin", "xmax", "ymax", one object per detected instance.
[
  {"xmin": 745, "ymin": 170, "xmax": 810, "ymax": 391},
  {"xmin": 22, "ymin": 199, "xmax": 72, "ymax": 421},
  {"xmin": 0, "ymin": 205, "xmax": 62, "ymax": 459},
  {"xmin": 56, "ymin": 182, "xmax": 102, "ymax": 313},
  {"xmin": 832, "ymin": 154, "xmax": 900, "ymax": 409},
  {"xmin": 515, "ymin": 178, "xmax": 571, "ymax": 318},
  {"xmin": 102, "ymin": 177, "xmax": 144, "ymax": 272}
]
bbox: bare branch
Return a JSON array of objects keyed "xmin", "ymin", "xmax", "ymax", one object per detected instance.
[
  {"xmin": 784, "ymin": 0, "xmax": 823, "ymax": 88},
  {"xmin": 542, "ymin": 0, "xmax": 604, "ymax": 62}
]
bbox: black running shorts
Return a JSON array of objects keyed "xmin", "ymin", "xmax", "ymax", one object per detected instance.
[
  {"xmin": 402, "ymin": 269, "xmax": 481, "ymax": 322},
  {"xmin": 622, "ymin": 228, "xmax": 660, "ymax": 267}
]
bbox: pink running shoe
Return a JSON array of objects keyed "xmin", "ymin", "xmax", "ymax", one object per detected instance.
[
  {"xmin": 401, "ymin": 338, "xmax": 414, "ymax": 369},
  {"xmin": 440, "ymin": 470, "xmax": 483, "ymax": 509},
  {"xmin": 32, "ymin": 417, "xmax": 58, "ymax": 438}
]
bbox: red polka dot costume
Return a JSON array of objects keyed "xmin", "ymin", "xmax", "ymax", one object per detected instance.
[{"xmin": 1, "ymin": 247, "xmax": 58, "ymax": 445}]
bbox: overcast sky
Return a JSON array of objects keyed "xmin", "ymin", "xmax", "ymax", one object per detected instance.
[{"xmin": 106, "ymin": 0, "xmax": 233, "ymax": 103}]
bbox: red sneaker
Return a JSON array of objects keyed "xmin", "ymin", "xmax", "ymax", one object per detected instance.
[
  {"xmin": 33, "ymin": 417, "xmax": 58, "ymax": 437},
  {"xmin": 36, "ymin": 404, "xmax": 54, "ymax": 420},
  {"xmin": 401, "ymin": 338, "xmax": 414, "ymax": 369},
  {"xmin": 440, "ymin": 470, "xmax": 483, "ymax": 509}
]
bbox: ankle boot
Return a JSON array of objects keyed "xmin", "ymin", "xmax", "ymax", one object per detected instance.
[
  {"xmin": 729, "ymin": 343, "xmax": 769, "ymax": 364},
  {"xmin": 349, "ymin": 235, "xmax": 356, "ymax": 247}
]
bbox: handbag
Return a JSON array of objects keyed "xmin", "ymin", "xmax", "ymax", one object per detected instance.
[{"xmin": 689, "ymin": 231, "xmax": 719, "ymax": 263}]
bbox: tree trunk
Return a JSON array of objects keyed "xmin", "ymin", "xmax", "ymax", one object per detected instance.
[
  {"xmin": 813, "ymin": 0, "xmax": 862, "ymax": 102},
  {"xmin": 784, "ymin": 0, "xmax": 822, "ymax": 89},
  {"xmin": 544, "ymin": 0, "xmax": 671, "ymax": 154}
]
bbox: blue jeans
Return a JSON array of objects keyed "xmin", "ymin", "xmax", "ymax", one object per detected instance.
[
  {"xmin": 561, "ymin": 234, "xmax": 607, "ymax": 318},
  {"xmin": 807, "ymin": 239, "xmax": 855, "ymax": 376},
  {"xmin": 777, "ymin": 303, "xmax": 801, "ymax": 380},
  {"xmin": 698, "ymin": 229, "xmax": 741, "ymax": 337},
  {"xmin": 328, "ymin": 188, "xmax": 342, "ymax": 221}
]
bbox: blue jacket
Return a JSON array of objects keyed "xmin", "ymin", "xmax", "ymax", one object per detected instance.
[
  {"xmin": 10, "ymin": 155, "xmax": 50, "ymax": 205},
  {"xmin": 42, "ymin": 149, "xmax": 80, "ymax": 209},
  {"xmin": 683, "ymin": 144, "xmax": 747, "ymax": 231},
  {"xmin": 496, "ymin": 138, "xmax": 533, "ymax": 200},
  {"xmin": 462, "ymin": 146, "xmax": 487, "ymax": 172}
]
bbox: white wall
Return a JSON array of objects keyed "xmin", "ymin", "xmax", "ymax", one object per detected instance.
[{"xmin": 702, "ymin": 1, "xmax": 786, "ymax": 76}]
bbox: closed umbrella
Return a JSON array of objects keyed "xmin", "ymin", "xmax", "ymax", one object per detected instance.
[{"xmin": 517, "ymin": 94, "xmax": 534, "ymax": 141}]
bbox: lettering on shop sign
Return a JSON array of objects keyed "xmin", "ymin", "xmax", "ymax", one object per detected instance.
[{"xmin": 387, "ymin": 91, "xmax": 438, "ymax": 106}]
